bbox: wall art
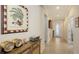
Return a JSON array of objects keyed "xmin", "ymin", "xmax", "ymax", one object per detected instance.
[
  {"xmin": 75, "ymin": 17, "xmax": 79, "ymax": 28},
  {"xmin": 1, "ymin": 5, "xmax": 29, "ymax": 34}
]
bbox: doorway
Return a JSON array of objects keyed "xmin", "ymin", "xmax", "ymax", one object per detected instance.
[{"xmin": 54, "ymin": 23, "xmax": 61, "ymax": 38}]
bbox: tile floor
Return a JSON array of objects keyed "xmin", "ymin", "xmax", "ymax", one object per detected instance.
[{"xmin": 43, "ymin": 38, "xmax": 73, "ymax": 54}]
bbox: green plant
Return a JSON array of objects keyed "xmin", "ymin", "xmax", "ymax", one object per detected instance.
[{"xmin": 10, "ymin": 8, "xmax": 24, "ymax": 26}]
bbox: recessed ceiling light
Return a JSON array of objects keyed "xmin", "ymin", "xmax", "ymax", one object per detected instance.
[{"xmin": 56, "ymin": 6, "xmax": 60, "ymax": 10}]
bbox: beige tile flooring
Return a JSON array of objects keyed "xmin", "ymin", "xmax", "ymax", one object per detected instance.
[{"xmin": 43, "ymin": 38, "xmax": 73, "ymax": 54}]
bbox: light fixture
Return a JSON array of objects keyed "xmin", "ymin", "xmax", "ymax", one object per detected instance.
[{"xmin": 56, "ymin": 6, "xmax": 60, "ymax": 10}]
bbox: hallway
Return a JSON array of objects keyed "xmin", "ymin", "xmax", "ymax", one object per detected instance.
[
  {"xmin": 43, "ymin": 38, "xmax": 73, "ymax": 54},
  {"xmin": 0, "ymin": 5, "xmax": 79, "ymax": 54}
]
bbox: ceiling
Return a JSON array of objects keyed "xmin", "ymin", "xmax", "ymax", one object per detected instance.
[{"xmin": 43, "ymin": 5, "xmax": 72, "ymax": 21}]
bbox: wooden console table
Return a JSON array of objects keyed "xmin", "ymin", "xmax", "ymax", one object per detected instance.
[{"xmin": 1, "ymin": 40, "xmax": 41, "ymax": 54}]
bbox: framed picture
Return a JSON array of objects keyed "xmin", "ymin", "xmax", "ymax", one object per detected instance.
[
  {"xmin": 75, "ymin": 17, "xmax": 79, "ymax": 28},
  {"xmin": 1, "ymin": 5, "xmax": 29, "ymax": 34},
  {"xmin": 48, "ymin": 20, "xmax": 52, "ymax": 29}
]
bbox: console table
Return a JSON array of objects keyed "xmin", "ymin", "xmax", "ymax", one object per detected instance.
[{"xmin": 1, "ymin": 39, "xmax": 41, "ymax": 54}]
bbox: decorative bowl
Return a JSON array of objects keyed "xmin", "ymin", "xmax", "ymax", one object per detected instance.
[
  {"xmin": 12, "ymin": 39, "xmax": 23, "ymax": 47},
  {"xmin": 0, "ymin": 41, "xmax": 14, "ymax": 52}
]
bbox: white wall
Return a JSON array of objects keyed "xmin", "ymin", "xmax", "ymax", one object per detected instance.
[
  {"xmin": 40, "ymin": 7, "xmax": 49, "ymax": 53},
  {"xmin": 64, "ymin": 6, "xmax": 79, "ymax": 53},
  {"xmin": 0, "ymin": 5, "xmax": 42, "ymax": 42},
  {"xmin": 39, "ymin": 7, "xmax": 46, "ymax": 53},
  {"xmin": 39, "ymin": 7, "xmax": 52, "ymax": 53}
]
